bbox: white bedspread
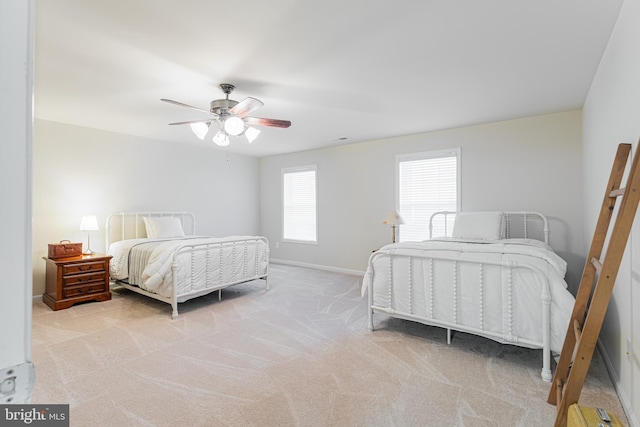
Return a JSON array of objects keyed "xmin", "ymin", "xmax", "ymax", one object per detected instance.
[
  {"xmin": 362, "ymin": 238, "xmax": 575, "ymax": 353},
  {"xmin": 108, "ymin": 236, "xmax": 269, "ymax": 298}
]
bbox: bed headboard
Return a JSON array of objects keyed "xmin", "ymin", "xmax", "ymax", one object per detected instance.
[
  {"xmin": 429, "ymin": 211, "xmax": 550, "ymax": 244},
  {"xmin": 105, "ymin": 212, "xmax": 196, "ymax": 248}
]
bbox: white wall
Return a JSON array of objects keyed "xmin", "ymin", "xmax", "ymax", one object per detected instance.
[
  {"xmin": 583, "ymin": 0, "xmax": 640, "ymax": 424},
  {"xmin": 32, "ymin": 119, "xmax": 261, "ymax": 296},
  {"xmin": 260, "ymin": 111, "xmax": 586, "ymax": 290},
  {"xmin": 0, "ymin": 0, "xmax": 34, "ymax": 402}
]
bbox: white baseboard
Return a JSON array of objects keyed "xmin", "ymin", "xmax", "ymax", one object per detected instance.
[
  {"xmin": 270, "ymin": 258, "xmax": 365, "ymax": 277},
  {"xmin": 597, "ymin": 339, "xmax": 638, "ymax": 426},
  {"xmin": 32, "ymin": 294, "xmax": 42, "ymax": 303}
]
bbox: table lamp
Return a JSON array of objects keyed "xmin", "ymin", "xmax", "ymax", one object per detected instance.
[
  {"xmin": 79, "ymin": 215, "xmax": 99, "ymax": 255},
  {"xmin": 383, "ymin": 210, "xmax": 404, "ymax": 243}
]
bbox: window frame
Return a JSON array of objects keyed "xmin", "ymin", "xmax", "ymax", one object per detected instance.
[
  {"xmin": 281, "ymin": 165, "xmax": 318, "ymax": 244},
  {"xmin": 396, "ymin": 148, "xmax": 461, "ymax": 242}
]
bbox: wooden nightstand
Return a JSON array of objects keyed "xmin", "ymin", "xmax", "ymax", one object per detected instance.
[{"xmin": 42, "ymin": 253, "xmax": 112, "ymax": 311}]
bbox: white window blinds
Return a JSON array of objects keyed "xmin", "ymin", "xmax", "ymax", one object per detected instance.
[
  {"xmin": 282, "ymin": 165, "xmax": 317, "ymax": 243},
  {"xmin": 398, "ymin": 149, "xmax": 459, "ymax": 242}
]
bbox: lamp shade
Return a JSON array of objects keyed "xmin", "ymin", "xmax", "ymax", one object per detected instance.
[
  {"xmin": 212, "ymin": 130, "xmax": 230, "ymax": 147},
  {"xmin": 383, "ymin": 210, "xmax": 404, "ymax": 226},
  {"xmin": 245, "ymin": 126, "xmax": 260, "ymax": 143},
  {"xmin": 79, "ymin": 215, "xmax": 99, "ymax": 231},
  {"xmin": 190, "ymin": 122, "xmax": 210, "ymax": 140},
  {"xmin": 224, "ymin": 116, "xmax": 245, "ymax": 136}
]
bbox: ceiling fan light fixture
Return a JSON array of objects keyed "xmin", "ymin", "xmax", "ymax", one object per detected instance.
[
  {"xmin": 212, "ymin": 130, "xmax": 230, "ymax": 147},
  {"xmin": 190, "ymin": 122, "xmax": 210, "ymax": 140},
  {"xmin": 245, "ymin": 126, "xmax": 260, "ymax": 143},
  {"xmin": 224, "ymin": 116, "xmax": 245, "ymax": 136}
]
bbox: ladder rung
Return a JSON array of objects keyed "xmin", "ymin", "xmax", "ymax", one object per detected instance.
[
  {"xmin": 555, "ymin": 379, "xmax": 564, "ymax": 409},
  {"xmin": 609, "ymin": 187, "xmax": 625, "ymax": 197},
  {"xmin": 591, "ymin": 256, "xmax": 603, "ymax": 274},
  {"xmin": 573, "ymin": 319, "xmax": 582, "ymax": 343}
]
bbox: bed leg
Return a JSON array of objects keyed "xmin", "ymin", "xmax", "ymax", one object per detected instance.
[
  {"xmin": 171, "ymin": 305, "xmax": 179, "ymax": 319},
  {"xmin": 367, "ymin": 283, "xmax": 374, "ymax": 331},
  {"xmin": 541, "ymin": 349, "xmax": 552, "ymax": 382},
  {"xmin": 218, "ymin": 289, "xmax": 222, "ymax": 301},
  {"xmin": 447, "ymin": 328, "xmax": 452, "ymax": 345},
  {"xmin": 541, "ymin": 288, "xmax": 552, "ymax": 382},
  {"xmin": 265, "ymin": 277, "xmax": 270, "ymax": 290}
]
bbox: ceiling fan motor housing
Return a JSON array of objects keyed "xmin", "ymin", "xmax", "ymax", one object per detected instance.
[
  {"xmin": 209, "ymin": 99, "xmax": 239, "ymax": 116},
  {"xmin": 210, "ymin": 83, "xmax": 239, "ymax": 116}
]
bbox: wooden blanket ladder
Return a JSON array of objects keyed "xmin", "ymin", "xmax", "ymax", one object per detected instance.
[{"xmin": 549, "ymin": 142, "xmax": 640, "ymax": 426}]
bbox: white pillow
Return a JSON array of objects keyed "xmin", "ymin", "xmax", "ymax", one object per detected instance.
[
  {"xmin": 452, "ymin": 211, "xmax": 504, "ymax": 240},
  {"xmin": 143, "ymin": 217, "xmax": 186, "ymax": 239}
]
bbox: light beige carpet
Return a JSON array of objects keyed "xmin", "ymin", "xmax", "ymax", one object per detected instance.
[{"xmin": 32, "ymin": 264, "xmax": 626, "ymax": 426}]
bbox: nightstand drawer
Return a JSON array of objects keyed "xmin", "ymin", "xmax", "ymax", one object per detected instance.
[
  {"xmin": 63, "ymin": 272, "xmax": 106, "ymax": 287},
  {"xmin": 62, "ymin": 260, "xmax": 106, "ymax": 275},
  {"xmin": 63, "ymin": 283, "xmax": 106, "ymax": 298}
]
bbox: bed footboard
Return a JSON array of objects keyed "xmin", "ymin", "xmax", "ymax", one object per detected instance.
[
  {"xmin": 168, "ymin": 237, "xmax": 269, "ymax": 318},
  {"xmin": 365, "ymin": 250, "xmax": 553, "ymax": 382}
]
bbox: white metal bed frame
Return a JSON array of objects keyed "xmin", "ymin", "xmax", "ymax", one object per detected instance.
[
  {"xmin": 367, "ymin": 211, "xmax": 556, "ymax": 381},
  {"xmin": 106, "ymin": 212, "xmax": 269, "ymax": 319}
]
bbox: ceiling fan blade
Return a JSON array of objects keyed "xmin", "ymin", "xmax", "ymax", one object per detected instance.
[
  {"xmin": 169, "ymin": 118, "xmax": 217, "ymax": 126},
  {"xmin": 244, "ymin": 116, "xmax": 291, "ymax": 128},
  {"xmin": 229, "ymin": 97, "xmax": 264, "ymax": 117},
  {"xmin": 161, "ymin": 98, "xmax": 210, "ymax": 114}
]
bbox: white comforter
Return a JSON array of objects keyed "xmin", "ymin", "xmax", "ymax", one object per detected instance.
[
  {"xmin": 362, "ymin": 238, "xmax": 575, "ymax": 353},
  {"xmin": 108, "ymin": 236, "xmax": 269, "ymax": 298}
]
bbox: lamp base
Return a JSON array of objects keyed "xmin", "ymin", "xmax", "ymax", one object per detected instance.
[{"xmin": 83, "ymin": 232, "xmax": 94, "ymax": 256}]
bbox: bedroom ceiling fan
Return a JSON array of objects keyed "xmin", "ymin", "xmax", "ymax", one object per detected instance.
[{"xmin": 161, "ymin": 83, "xmax": 291, "ymax": 147}]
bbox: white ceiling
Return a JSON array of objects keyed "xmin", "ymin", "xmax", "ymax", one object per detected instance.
[{"xmin": 34, "ymin": 0, "xmax": 623, "ymax": 158}]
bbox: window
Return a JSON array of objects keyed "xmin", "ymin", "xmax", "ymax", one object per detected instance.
[
  {"xmin": 397, "ymin": 149, "xmax": 459, "ymax": 242},
  {"xmin": 282, "ymin": 165, "xmax": 317, "ymax": 243}
]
